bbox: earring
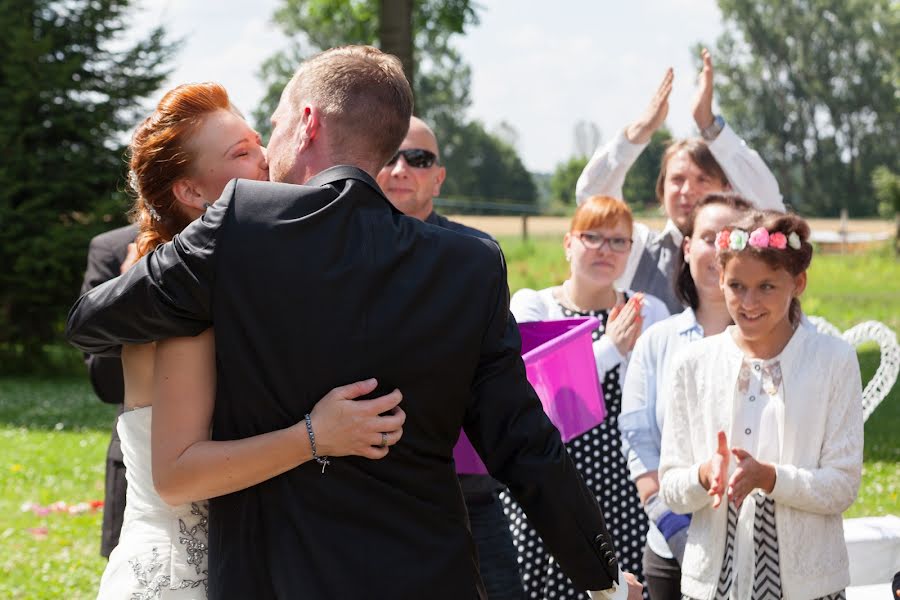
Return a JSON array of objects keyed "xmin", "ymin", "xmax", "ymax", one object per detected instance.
[
  {"xmin": 203, "ymin": 202, "xmax": 212, "ymax": 210},
  {"xmin": 565, "ymin": 252, "xmax": 572, "ymax": 262}
]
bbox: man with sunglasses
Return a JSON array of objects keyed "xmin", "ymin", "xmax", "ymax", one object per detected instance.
[
  {"xmin": 377, "ymin": 117, "xmax": 526, "ymax": 600},
  {"xmin": 377, "ymin": 116, "xmax": 495, "ymax": 242}
]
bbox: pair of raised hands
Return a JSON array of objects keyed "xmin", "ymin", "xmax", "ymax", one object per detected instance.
[
  {"xmin": 700, "ymin": 430, "xmax": 777, "ymax": 509},
  {"xmin": 625, "ymin": 48, "xmax": 718, "ymax": 145}
]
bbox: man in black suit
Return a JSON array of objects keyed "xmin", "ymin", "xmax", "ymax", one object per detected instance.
[
  {"xmin": 79, "ymin": 223, "xmax": 138, "ymax": 557},
  {"xmin": 377, "ymin": 116, "xmax": 524, "ymax": 600},
  {"xmin": 67, "ymin": 46, "xmax": 639, "ymax": 600}
]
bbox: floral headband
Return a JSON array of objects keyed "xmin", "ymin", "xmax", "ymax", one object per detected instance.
[{"xmin": 715, "ymin": 227, "xmax": 801, "ymax": 251}]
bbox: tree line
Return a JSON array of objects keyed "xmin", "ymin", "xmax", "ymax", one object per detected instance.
[{"xmin": 1, "ymin": 0, "xmax": 896, "ymax": 368}]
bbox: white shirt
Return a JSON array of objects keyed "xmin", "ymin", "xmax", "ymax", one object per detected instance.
[{"xmin": 574, "ymin": 126, "xmax": 786, "ymax": 291}]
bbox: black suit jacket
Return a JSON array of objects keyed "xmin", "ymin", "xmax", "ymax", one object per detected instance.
[
  {"xmin": 79, "ymin": 223, "xmax": 138, "ymax": 557},
  {"xmin": 67, "ymin": 167, "xmax": 619, "ymax": 600}
]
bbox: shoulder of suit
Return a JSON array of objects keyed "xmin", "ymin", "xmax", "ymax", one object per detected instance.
[
  {"xmin": 439, "ymin": 217, "xmax": 496, "ymax": 243},
  {"xmin": 89, "ymin": 223, "xmax": 139, "ymax": 250}
]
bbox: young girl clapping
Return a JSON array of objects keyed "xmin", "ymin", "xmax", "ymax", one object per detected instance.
[{"xmin": 659, "ymin": 211, "xmax": 862, "ymax": 600}]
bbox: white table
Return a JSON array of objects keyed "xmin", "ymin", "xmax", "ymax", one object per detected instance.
[{"xmin": 845, "ymin": 515, "xmax": 900, "ymax": 594}]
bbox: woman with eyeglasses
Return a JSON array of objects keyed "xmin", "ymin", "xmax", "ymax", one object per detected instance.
[{"xmin": 503, "ymin": 195, "xmax": 669, "ymax": 599}]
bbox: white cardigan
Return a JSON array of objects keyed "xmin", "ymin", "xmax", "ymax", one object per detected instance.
[{"xmin": 659, "ymin": 325, "xmax": 863, "ymax": 600}]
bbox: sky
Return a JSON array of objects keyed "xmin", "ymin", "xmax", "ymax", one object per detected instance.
[{"xmin": 129, "ymin": 0, "xmax": 726, "ymax": 173}]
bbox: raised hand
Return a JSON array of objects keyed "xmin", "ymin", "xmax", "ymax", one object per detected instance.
[
  {"xmin": 625, "ymin": 68, "xmax": 673, "ymax": 144},
  {"xmin": 606, "ymin": 293, "xmax": 644, "ymax": 355},
  {"xmin": 692, "ymin": 48, "xmax": 716, "ymax": 131},
  {"xmin": 727, "ymin": 447, "xmax": 776, "ymax": 508},
  {"xmin": 701, "ymin": 430, "xmax": 730, "ymax": 508},
  {"xmin": 308, "ymin": 378, "xmax": 405, "ymax": 460}
]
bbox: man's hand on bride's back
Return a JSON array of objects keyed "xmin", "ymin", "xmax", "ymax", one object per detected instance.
[{"xmin": 308, "ymin": 378, "xmax": 405, "ymax": 460}]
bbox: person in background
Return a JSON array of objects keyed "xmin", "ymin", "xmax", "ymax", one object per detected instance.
[
  {"xmin": 376, "ymin": 115, "xmax": 525, "ymax": 600},
  {"xmin": 660, "ymin": 211, "xmax": 862, "ymax": 600},
  {"xmin": 79, "ymin": 222, "xmax": 138, "ymax": 557},
  {"xmin": 619, "ymin": 193, "xmax": 753, "ymax": 600},
  {"xmin": 575, "ymin": 49, "xmax": 785, "ymax": 314},
  {"xmin": 506, "ymin": 195, "xmax": 669, "ymax": 599}
]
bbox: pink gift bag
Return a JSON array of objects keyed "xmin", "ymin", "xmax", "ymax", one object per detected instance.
[{"xmin": 453, "ymin": 317, "xmax": 606, "ymax": 474}]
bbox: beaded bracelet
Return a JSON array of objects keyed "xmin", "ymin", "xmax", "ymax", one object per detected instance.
[{"xmin": 304, "ymin": 413, "xmax": 330, "ymax": 474}]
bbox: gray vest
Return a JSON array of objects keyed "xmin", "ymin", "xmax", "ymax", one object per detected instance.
[{"xmin": 631, "ymin": 229, "xmax": 684, "ymax": 314}]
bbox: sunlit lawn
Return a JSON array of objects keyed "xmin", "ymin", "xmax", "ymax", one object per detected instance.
[{"xmin": 0, "ymin": 242, "xmax": 896, "ymax": 598}]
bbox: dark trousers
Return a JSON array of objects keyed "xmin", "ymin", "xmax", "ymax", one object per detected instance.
[
  {"xmin": 642, "ymin": 543, "xmax": 681, "ymax": 600},
  {"xmin": 467, "ymin": 492, "xmax": 525, "ymax": 600},
  {"xmin": 100, "ymin": 456, "xmax": 126, "ymax": 557}
]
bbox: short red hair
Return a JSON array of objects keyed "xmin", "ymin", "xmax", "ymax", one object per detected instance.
[{"xmin": 571, "ymin": 195, "xmax": 633, "ymax": 234}]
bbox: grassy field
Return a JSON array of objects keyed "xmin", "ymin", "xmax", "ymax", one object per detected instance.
[{"xmin": 0, "ymin": 242, "xmax": 896, "ymax": 598}]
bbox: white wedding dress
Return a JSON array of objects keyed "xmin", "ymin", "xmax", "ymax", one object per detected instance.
[{"xmin": 97, "ymin": 407, "xmax": 209, "ymax": 600}]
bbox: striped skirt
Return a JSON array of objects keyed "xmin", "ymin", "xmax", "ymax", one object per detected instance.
[{"xmin": 684, "ymin": 495, "xmax": 845, "ymax": 600}]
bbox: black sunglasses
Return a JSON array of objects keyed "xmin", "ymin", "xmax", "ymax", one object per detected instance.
[{"xmin": 386, "ymin": 148, "xmax": 438, "ymax": 169}]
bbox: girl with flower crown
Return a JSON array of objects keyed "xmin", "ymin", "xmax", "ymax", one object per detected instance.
[{"xmin": 658, "ymin": 211, "xmax": 863, "ymax": 600}]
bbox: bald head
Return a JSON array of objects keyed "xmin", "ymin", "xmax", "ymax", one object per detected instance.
[{"xmin": 376, "ymin": 116, "xmax": 447, "ymax": 221}]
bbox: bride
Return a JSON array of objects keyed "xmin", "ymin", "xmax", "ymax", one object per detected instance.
[{"xmin": 97, "ymin": 83, "xmax": 405, "ymax": 599}]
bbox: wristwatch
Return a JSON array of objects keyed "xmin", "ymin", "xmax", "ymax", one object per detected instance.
[{"xmin": 700, "ymin": 115, "xmax": 725, "ymax": 141}]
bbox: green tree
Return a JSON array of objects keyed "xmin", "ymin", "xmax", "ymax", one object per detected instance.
[
  {"xmin": 708, "ymin": 0, "xmax": 899, "ymax": 216},
  {"xmin": 872, "ymin": 165, "xmax": 900, "ymax": 218},
  {"xmin": 622, "ymin": 128, "xmax": 671, "ymax": 207},
  {"xmin": 0, "ymin": 0, "xmax": 177, "ymax": 365},
  {"xmin": 550, "ymin": 157, "xmax": 589, "ymax": 205},
  {"xmin": 254, "ymin": 0, "xmax": 478, "ymax": 140},
  {"xmin": 439, "ymin": 120, "xmax": 537, "ymax": 204},
  {"xmin": 254, "ymin": 0, "xmax": 537, "ymax": 206}
]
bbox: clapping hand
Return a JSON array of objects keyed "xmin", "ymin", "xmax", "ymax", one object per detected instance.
[
  {"xmin": 625, "ymin": 68, "xmax": 673, "ymax": 144},
  {"xmin": 701, "ymin": 430, "xmax": 730, "ymax": 508},
  {"xmin": 606, "ymin": 293, "xmax": 644, "ymax": 356},
  {"xmin": 692, "ymin": 48, "xmax": 716, "ymax": 131},
  {"xmin": 727, "ymin": 447, "xmax": 776, "ymax": 508}
]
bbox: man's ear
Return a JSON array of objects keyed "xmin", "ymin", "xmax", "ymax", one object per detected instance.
[
  {"xmin": 296, "ymin": 105, "xmax": 320, "ymax": 154},
  {"xmin": 172, "ymin": 178, "xmax": 205, "ymax": 212},
  {"xmin": 431, "ymin": 165, "xmax": 447, "ymax": 197}
]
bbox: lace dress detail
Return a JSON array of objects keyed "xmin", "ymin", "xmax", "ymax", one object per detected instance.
[{"xmin": 97, "ymin": 407, "xmax": 209, "ymax": 599}]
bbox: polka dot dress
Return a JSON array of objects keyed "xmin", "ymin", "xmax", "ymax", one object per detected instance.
[{"xmin": 501, "ymin": 301, "xmax": 648, "ymax": 599}]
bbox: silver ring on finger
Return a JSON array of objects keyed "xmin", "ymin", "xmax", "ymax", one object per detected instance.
[{"xmin": 380, "ymin": 432, "xmax": 388, "ymax": 448}]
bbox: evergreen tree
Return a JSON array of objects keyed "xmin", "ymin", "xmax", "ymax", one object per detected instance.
[{"xmin": 0, "ymin": 0, "xmax": 177, "ymax": 365}]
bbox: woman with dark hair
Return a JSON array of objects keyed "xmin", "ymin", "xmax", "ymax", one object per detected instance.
[
  {"xmin": 619, "ymin": 193, "xmax": 752, "ymax": 600},
  {"xmin": 574, "ymin": 50, "xmax": 784, "ymax": 314},
  {"xmin": 659, "ymin": 211, "xmax": 862, "ymax": 600},
  {"xmin": 97, "ymin": 83, "xmax": 405, "ymax": 598},
  {"xmin": 505, "ymin": 195, "xmax": 669, "ymax": 599}
]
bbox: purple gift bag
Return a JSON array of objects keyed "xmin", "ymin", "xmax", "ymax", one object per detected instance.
[{"xmin": 453, "ymin": 317, "xmax": 606, "ymax": 474}]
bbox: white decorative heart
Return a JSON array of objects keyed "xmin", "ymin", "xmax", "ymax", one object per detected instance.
[{"xmin": 806, "ymin": 316, "xmax": 899, "ymax": 422}]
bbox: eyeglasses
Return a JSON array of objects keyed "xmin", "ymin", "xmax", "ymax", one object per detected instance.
[
  {"xmin": 386, "ymin": 148, "xmax": 438, "ymax": 169},
  {"xmin": 575, "ymin": 232, "xmax": 633, "ymax": 253}
]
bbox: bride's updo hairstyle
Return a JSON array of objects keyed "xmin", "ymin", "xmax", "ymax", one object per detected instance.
[
  {"xmin": 717, "ymin": 210, "xmax": 813, "ymax": 325},
  {"xmin": 128, "ymin": 82, "xmax": 234, "ymax": 257}
]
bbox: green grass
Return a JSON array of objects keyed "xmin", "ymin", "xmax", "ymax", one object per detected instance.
[
  {"xmin": 0, "ymin": 243, "xmax": 896, "ymax": 597},
  {"xmin": 0, "ymin": 379, "xmax": 114, "ymax": 599}
]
